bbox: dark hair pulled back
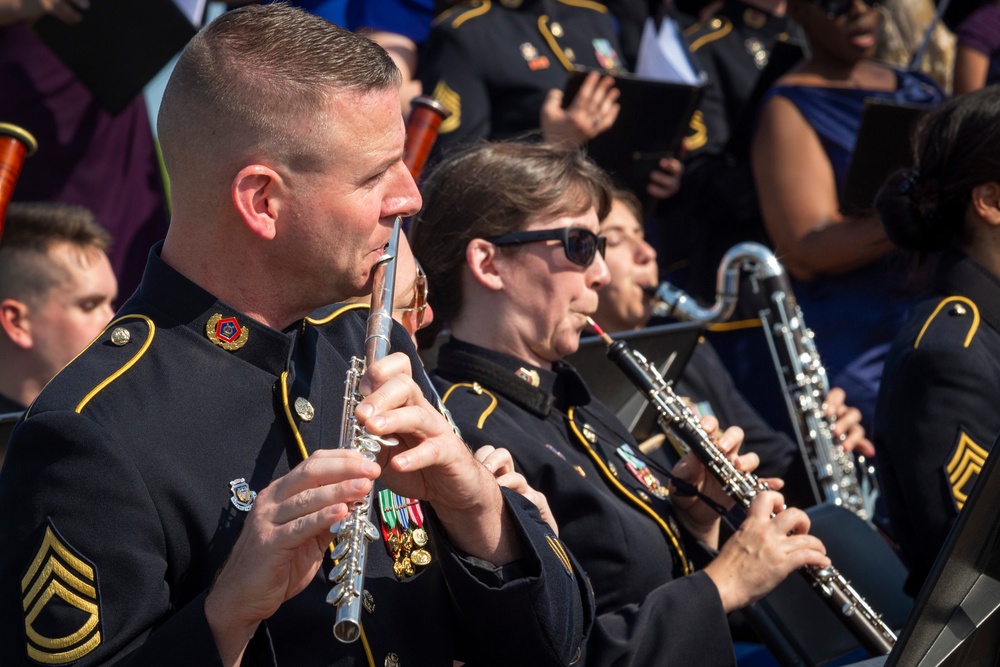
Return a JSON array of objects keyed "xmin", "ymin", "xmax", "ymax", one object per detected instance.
[{"xmin": 877, "ymin": 86, "xmax": 1000, "ymax": 252}]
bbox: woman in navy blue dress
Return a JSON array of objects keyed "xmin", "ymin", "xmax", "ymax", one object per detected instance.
[{"xmin": 751, "ymin": 0, "xmax": 944, "ymax": 428}]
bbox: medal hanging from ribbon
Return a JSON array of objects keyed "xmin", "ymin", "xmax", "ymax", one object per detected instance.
[
  {"xmin": 616, "ymin": 443, "xmax": 669, "ymax": 499},
  {"xmin": 378, "ymin": 490, "xmax": 432, "ymax": 580}
]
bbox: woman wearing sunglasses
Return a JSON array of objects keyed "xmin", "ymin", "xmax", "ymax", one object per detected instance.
[
  {"xmin": 750, "ymin": 0, "xmax": 944, "ymax": 430},
  {"xmin": 411, "ymin": 141, "xmax": 830, "ymax": 666}
]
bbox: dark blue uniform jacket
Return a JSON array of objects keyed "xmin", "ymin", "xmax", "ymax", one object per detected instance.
[
  {"xmin": 0, "ymin": 245, "xmax": 590, "ymax": 666},
  {"xmin": 875, "ymin": 250, "xmax": 1000, "ymax": 596},
  {"xmin": 433, "ymin": 338, "xmax": 734, "ymax": 666}
]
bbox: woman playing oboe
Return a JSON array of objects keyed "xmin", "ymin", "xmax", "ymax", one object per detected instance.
[{"xmin": 411, "ymin": 141, "xmax": 830, "ymax": 666}]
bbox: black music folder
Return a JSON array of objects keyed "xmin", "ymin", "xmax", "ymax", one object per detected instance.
[
  {"xmin": 841, "ymin": 99, "xmax": 931, "ymax": 214},
  {"xmin": 563, "ymin": 67, "xmax": 706, "ymax": 212},
  {"xmin": 34, "ymin": 0, "xmax": 201, "ymax": 115},
  {"xmin": 568, "ymin": 322, "xmax": 702, "ymax": 440}
]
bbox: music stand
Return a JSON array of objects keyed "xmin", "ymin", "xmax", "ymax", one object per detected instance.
[{"xmin": 841, "ymin": 99, "xmax": 931, "ymax": 214}]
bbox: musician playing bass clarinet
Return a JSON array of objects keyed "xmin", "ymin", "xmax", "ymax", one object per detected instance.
[
  {"xmin": 594, "ymin": 187, "xmax": 874, "ymax": 510},
  {"xmin": 0, "ymin": 7, "xmax": 592, "ymax": 666},
  {"xmin": 875, "ymin": 86, "xmax": 1000, "ymax": 598},
  {"xmin": 412, "ymin": 140, "xmax": 830, "ymax": 666}
]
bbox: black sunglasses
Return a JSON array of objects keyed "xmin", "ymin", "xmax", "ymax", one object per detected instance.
[
  {"xmin": 814, "ymin": 0, "xmax": 878, "ymax": 19},
  {"xmin": 484, "ymin": 227, "xmax": 607, "ymax": 267}
]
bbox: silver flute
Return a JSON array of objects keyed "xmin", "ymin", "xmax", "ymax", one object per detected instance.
[
  {"xmin": 326, "ymin": 217, "xmax": 402, "ymax": 643},
  {"xmin": 593, "ymin": 326, "xmax": 897, "ymax": 656},
  {"xmin": 651, "ymin": 242, "xmax": 878, "ymax": 521}
]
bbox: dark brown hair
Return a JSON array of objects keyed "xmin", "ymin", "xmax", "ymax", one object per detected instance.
[
  {"xmin": 158, "ymin": 3, "xmax": 400, "ymax": 177},
  {"xmin": 878, "ymin": 86, "xmax": 1000, "ymax": 252},
  {"xmin": 0, "ymin": 202, "xmax": 110, "ymax": 305},
  {"xmin": 409, "ymin": 141, "xmax": 612, "ymax": 346}
]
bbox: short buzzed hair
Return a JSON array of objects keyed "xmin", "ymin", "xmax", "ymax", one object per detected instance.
[
  {"xmin": 157, "ymin": 3, "xmax": 400, "ymax": 176},
  {"xmin": 0, "ymin": 202, "xmax": 111, "ymax": 306}
]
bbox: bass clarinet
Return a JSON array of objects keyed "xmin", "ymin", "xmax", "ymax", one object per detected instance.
[
  {"xmin": 590, "ymin": 320, "xmax": 897, "ymax": 656},
  {"xmin": 651, "ymin": 242, "xmax": 877, "ymax": 521},
  {"xmin": 326, "ymin": 216, "xmax": 403, "ymax": 643}
]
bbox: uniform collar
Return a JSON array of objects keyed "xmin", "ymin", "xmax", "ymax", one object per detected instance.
[
  {"xmin": 934, "ymin": 249, "xmax": 1000, "ymax": 334},
  {"xmin": 436, "ymin": 338, "xmax": 591, "ymax": 417},
  {"xmin": 133, "ymin": 242, "xmax": 297, "ymax": 377}
]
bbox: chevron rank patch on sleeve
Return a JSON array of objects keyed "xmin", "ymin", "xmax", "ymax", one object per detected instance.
[
  {"xmin": 21, "ymin": 520, "xmax": 102, "ymax": 665},
  {"xmin": 947, "ymin": 431, "xmax": 989, "ymax": 511}
]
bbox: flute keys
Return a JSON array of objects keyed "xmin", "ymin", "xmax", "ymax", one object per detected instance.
[{"xmin": 331, "ymin": 538, "xmax": 351, "ymax": 561}]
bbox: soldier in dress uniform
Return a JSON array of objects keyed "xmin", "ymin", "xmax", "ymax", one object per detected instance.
[
  {"xmin": 411, "ymin": 140, "xmax": 831, "ymax": 666},
  {"xmin": 652, "ymin": 0, "xmax": 793, "ymax": 300},
  {"xmin": 420, "ymin": 0, "xmax": 626, "ymax": 160},
  {"xmin": 875, "ymin": 86, "xmax": 1000, "ymax": 597},
  {"xmin": 0, "ymin": 6, "xmax": 591, "ymax": 666},
  {"xmin": 0, "ymin": 203, "xmax": 117, "ymax": 416}
]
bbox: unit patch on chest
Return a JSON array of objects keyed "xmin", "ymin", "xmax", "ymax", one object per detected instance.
[{"xmin": 21, "ymin": 520, "xmax": 102, "ymax": 665}]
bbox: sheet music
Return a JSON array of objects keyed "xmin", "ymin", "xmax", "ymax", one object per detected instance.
[
  {"xmin": 172, "ymin": 0, "xmax": 207, "ymax": 27},
  {"xmin": 636, "ymin": 17, "xmax": 701, "ymax": 85}
]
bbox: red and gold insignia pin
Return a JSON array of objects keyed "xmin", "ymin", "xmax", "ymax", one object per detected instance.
[{"xmin": 206, "ymin": 313, "xmax": 249, "ymax": 351}]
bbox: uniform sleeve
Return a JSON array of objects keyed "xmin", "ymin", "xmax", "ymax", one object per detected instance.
[
  {"xmin": 420, "ymin": 21, "xmax": 492, "ymax": 161},
  {"xmin": 584, "ymin": 570, "xmax": 733, "ymax": 666},
  {"xmin": 428, "ymin": 489, "xmax": 593, "ymax": 666},
  {"xmin": 875, "ymin": 341, "xmax": 1000, "ymax": 591},
  {"xmin": 0, "ymin": 412, "xmax": 231, "ymax": 667}
]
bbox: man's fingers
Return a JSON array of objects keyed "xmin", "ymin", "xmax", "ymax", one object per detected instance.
[
  {"xmin": 266, "ymin": 449, "xmax": 380, "ymax": 503},
  {"xmin": 271, "ymin": 477, "xmax": 374, "ymax": 525},
  {"xmin": 358, "ymin": 352, "xmax": 413, "ymax": 395}
]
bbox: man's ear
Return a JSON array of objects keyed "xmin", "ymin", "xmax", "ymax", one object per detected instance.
[
  {"xmin": 0, "ymin": 299, "xmax": 32, "ymax": 349},
  {"xmin": 466, "ymin": 239, "xmax": 505, "ymax": 291},
  {"xmin": 232, "ymin": 165, "xmax": 284, "ymax": 240},
  {"xmin": 971, "ymin": 182, "xmax": 1000, "ymax": 227}
]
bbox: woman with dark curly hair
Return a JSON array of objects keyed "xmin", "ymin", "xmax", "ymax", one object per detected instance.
[{"xmin": 874, "ymin": 86, "xmax": 1000, "ymax": 596}]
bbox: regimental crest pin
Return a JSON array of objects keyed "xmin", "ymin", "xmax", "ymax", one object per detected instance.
[
  {"xmin": 515, "ymin": 367, "xmax": 540, "ymax": 387},
  {"xmin": 229, "ymin": 478, "xmax": 256, "ymax": 512},
  {"xmin": 206, "ymin": 313, "xmax": 249, "ymax": 351}
]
